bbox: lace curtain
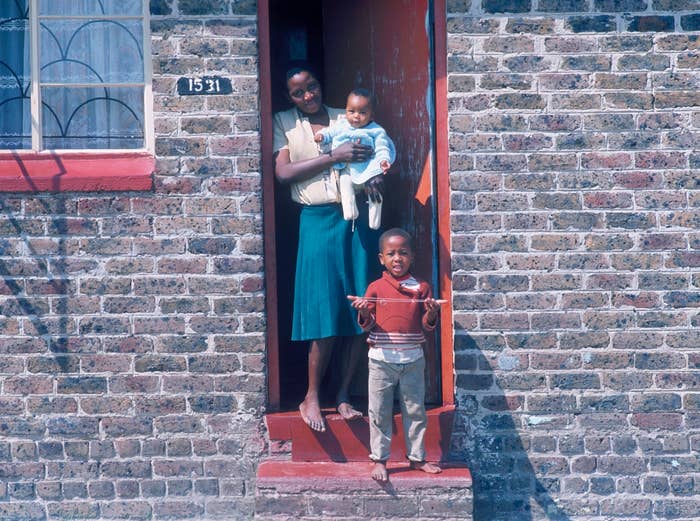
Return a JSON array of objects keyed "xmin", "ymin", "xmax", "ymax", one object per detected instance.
[
  {"xmin": 0, "ymin": 0, "xmax": 145, "ymax": 150},
  {"xmin": 0, "ymin": 1, "xmax": 31, "ymax": 148}
]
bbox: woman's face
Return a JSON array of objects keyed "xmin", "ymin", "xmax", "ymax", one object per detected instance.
[{"xmin": 286, "ymin": 71, "xmax": 323, "ymax": 115}]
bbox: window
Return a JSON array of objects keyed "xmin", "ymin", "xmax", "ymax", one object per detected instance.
[{"xmin": 0, "ymin": 0, "xmax": 153, "ymax": 191}]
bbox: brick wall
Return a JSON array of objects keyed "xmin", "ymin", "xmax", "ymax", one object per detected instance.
[
  {"xmin": 0, "ymin": 1, "xmax": 263, "ymax": 519},
  {"xmin": 447, "ymin": 1, "xmax": 700, "ymax": 520},
  {"xmin": 4, "ymin": 0, "xmax": 700, "ymax": 519}
]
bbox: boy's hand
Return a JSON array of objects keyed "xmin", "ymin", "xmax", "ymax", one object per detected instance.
[
  {"xmin": 424, "ymin": 298, "xmax": 441, "ymax": 322},
  {"xmin": 380, "ymin": 160, "xmax": 391, "ymax": 173},
  {"xmin": 350, "ymin": 296, "xmax": 372, "ymax": 319},
  {"xmin": 314, "ymin": 133, "xmax": 323, "ymax": 143}
]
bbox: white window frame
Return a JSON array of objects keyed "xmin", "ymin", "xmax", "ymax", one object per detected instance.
[{"xmin": 20, "ymin": 0, "xmax": 154, "ymax": 153}]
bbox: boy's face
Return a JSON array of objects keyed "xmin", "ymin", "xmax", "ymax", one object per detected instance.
[
  {"xmin": 345, "ymin": 94, "xmax": 373, "ymax": 128},
  {"xmin": 378, "ymin": 235, "xmax": 413, "ymax": 279}
]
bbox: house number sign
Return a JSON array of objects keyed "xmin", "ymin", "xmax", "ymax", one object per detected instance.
[{"xmin": 177, "ymin": 76, "xmax": 233, "ymax": 95}]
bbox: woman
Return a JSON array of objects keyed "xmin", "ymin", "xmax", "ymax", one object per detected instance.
[{"xmin": 273, "ymin": 63, "xmax": 384, "ymax": 432}]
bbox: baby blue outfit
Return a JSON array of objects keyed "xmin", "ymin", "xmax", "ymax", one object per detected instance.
[{"xmin": 317, "ymin": 119, "xmax": 396, "ymax": 229}]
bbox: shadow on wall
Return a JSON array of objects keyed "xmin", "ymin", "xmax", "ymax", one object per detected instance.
[
  {"xmin": 1, "ymin": 152, "xmax": 76, "ymax": 374},
  {"xmin": 451, "ymin": 335, "xmax": 572, "ymax": 521}
]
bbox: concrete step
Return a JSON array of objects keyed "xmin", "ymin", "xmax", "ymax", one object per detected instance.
[{"xmin": 255, "ymin": 460, "xmax": 473, "ymax": 520}]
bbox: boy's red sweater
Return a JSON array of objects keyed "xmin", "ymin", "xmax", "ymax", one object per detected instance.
[{"xmin": 358, "ymin": 271, "xmax": 437, "ymax": 346}]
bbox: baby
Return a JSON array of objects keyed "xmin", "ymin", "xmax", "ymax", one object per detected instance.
[{"xmin": 315, "ymin": 88, "xmax": 396, "ymax": 230}]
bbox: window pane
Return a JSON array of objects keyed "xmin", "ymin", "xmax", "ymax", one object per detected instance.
[
  {"xmin": 40, "ymin": 0, "xmax": 142, "ymax": 16},
  {"xmin": 40, "ymin": 20, "xmax": 144, "ymax": 84},
  {"xmin": 0, "ymin": 1, "xmax": 31, "ymax": 148},
  {"xmin": 42, "ymin": 87, "xmax": 144, "ymax": 149}
]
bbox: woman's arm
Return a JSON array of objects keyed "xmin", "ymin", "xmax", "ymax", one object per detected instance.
[
  {"xmin": 274, "ymin": 141, "xmax": 374, "ymax": 184},
  {"xmin": 274, "ymin": 148, "xmax": 336, "ymax": 184}
]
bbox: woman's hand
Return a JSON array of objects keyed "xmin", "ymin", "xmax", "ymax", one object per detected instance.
[
  {"xmin": 364, "ymin": 175, "xmax": 384, "ymax": 203},
  {"xmin": 330, "ymin": 139, "xmax": 373, "ymax": 164}
]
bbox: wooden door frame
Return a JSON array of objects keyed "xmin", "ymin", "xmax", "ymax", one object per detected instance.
[
  {"xmin": 258, "ymin": 0, "xmax": 280, "ymax": 408},
  {"xmin": 258, "ymin": 0, "xmax": 453, "ymax": 410},
  {"xmin": 432, "ymin": 0, "xmax": 454, "ymax": 405}
]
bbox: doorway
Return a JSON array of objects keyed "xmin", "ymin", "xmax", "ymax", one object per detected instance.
[{"xmin": 261, "ymin": 0, "xmax": 444, "ymax": 411}]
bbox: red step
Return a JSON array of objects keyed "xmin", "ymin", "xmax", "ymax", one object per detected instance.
[
  {"xmin": 255, "ymin": 460, "xmax": 473, "ymax": 520},
  {"xmin": 265, "ymin": 405, "xmax": 455, "ymax": 462}
]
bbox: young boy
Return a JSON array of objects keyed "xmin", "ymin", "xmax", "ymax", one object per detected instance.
[
  {"xmin": 350, "ymin": 228, "xmax": 442, "ymax": 482},
  {"xmin": 314, "ymin": 88, "xmax": 395, "ymax": 229}
]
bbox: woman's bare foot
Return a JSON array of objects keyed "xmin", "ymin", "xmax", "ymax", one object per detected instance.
[
  {"xmin": 299, "ymin": 399, "xmax": 325, "ymax": 432},
  {"xmin": 371, "ymin": 461, "xmax": 388, "ymax": 482},
  {"xmin": 410, "ymin": 461, "xmax": 442, "ymax": 474},
  {"xmin": 337, "ymin": 400, "xmax": 362, "ymax": 420}
]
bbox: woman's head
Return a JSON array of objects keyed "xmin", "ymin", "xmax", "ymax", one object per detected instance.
[{"xmin": 284, "ymin": 61, "xmax": 323, "ymax": 115}]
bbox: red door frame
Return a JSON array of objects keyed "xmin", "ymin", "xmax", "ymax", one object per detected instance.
[
  {"xmin": 258, "ymin": 0, "xmax": 280, "ymax": 408},
  {"xmin": 432, "ymin": 0, "xmax": 454, "ymax": 405},
  {"xmin": 258, "ymin": 0, "xmax": 453, "ymax": 410}
]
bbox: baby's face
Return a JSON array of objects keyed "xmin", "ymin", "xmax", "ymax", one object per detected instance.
[{"xmin": 345, "ymin": 94, "xmax": 373, "ymax": 128}]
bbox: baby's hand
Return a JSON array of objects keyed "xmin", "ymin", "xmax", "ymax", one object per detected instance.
[
  {"xmin": 314, "ymin": 133, "xmax": 323, "ymax": 143},
  {"xmin": 380, "ymin": 160, "xmax": 391, "ymax": 173}
]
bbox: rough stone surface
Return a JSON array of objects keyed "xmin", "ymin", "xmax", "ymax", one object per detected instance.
[
  {"xmin": 448, "ymin": 3, "xmax": 700, "ymax": 521},
  {"xmin": 0, "ymin": 1, "xmax": 263, "ymax": 520},
  {"xmin": 4, "ymin": 1, "xmax": 700, "ymax": 520},
  {"xmin": 256, "ymin": 462, "xmax": 473, "ymax": 520}
]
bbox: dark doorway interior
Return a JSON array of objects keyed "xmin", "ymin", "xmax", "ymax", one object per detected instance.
[{"xmin": 268, "ymin": 0, "xmax": 439, "ymax": 411}]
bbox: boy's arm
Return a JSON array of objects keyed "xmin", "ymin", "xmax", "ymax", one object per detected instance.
[
  {"xmin": 421, "ymin": 284, "xmax": 439, "ymax": 331},
  {"xmin": 358, "ymin": 304, "xmax": 376, "ymax": 331},
  {"xmin": 350, "ymin": 288, "xmax": 377, "ymax": 331}
]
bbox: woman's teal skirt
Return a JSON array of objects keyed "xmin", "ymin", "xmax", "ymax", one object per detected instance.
[{"xmin": 292, "ymin": 202, "xmax": 381, "ymax": 341}]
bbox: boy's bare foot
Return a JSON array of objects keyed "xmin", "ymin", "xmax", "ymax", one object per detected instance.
[
  {"xmin": 410, "ymin": 461, "xmax": 442, "ymax": 474},
  {"xmin": 299, "ymin": 399, "xmax": 325, "ymax": 432},
  {"xmin": 337, "ymin": 400, "xmax": 362, "ymax": 420},
  {"xmin": 371, "ymin": 461, "xmax": 388, "ymax": 482}
]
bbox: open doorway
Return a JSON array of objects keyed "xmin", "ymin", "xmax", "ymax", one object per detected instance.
[{"xmin": 262, "ymin": 0, "xmax": 442, "ymax": 411}]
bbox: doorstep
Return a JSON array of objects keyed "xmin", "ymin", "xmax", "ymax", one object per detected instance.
[
  {"xmin": 265, "ymin": 404, "xmax": 456, "ymax": 462},
  {"xmin": 255, "ymin": 460, "xmax": 473, "ymax": 520}
]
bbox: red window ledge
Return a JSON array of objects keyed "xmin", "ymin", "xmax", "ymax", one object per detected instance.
[{"xmin": 0, "ymin": 152, "xmax": 154, "ymax": 193}]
